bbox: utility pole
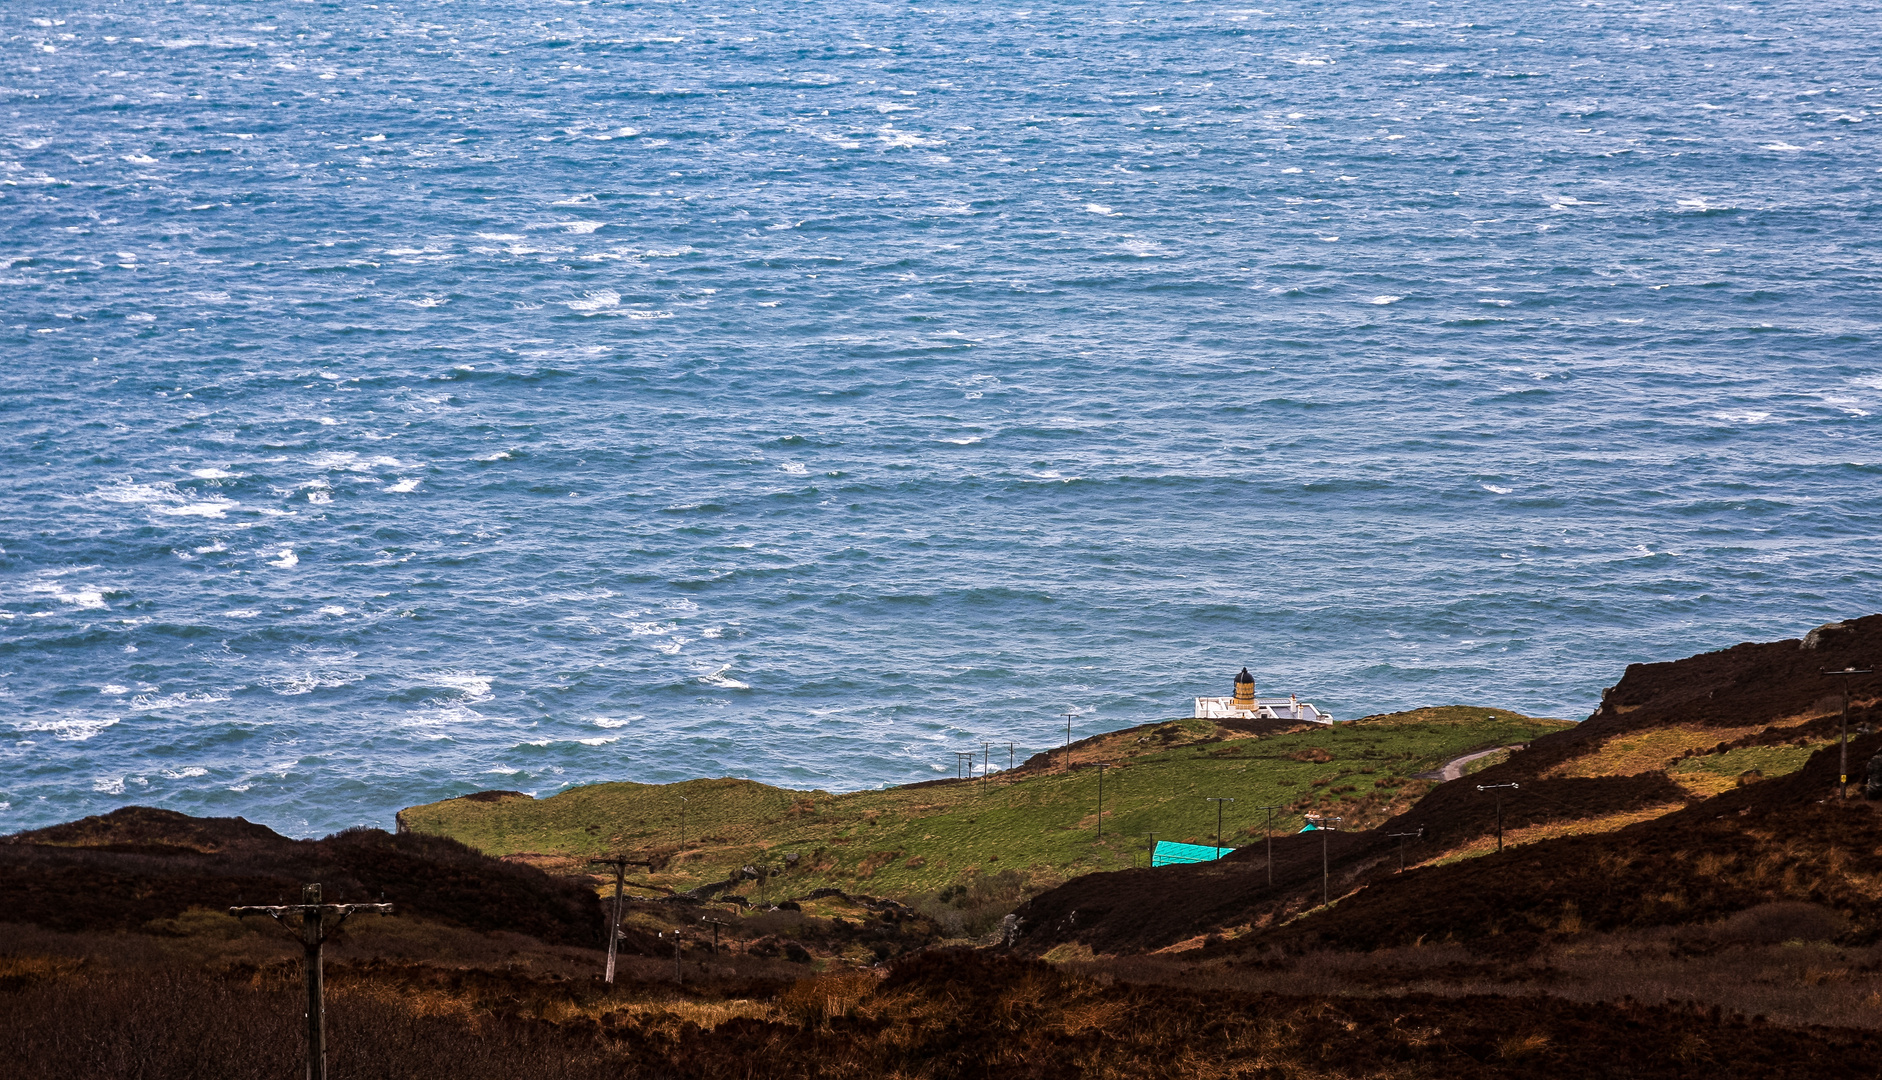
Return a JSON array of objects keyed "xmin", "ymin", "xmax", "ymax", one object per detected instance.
[
  {"xmin": 678, "ymin": 796, "xmax": 687, "ymax": 850},
  {"xmin": 1305, "ymin": 814, "xmax": 1341, "ymax": 905},
  {"xmin": 1094, "ymin": 763, "xmax": 1115, "ymax": 840},
  {"xmin": 1148, "ymin": 831, "xmax": 1156, "ymax": 866},
  {"xmin": 1477, "ymin": 783, "xmax": 1519, "ymax": 852},
  {"xmin": 1824, "ymin": 668, "xmax": 1872, "ymax": 800},
  {"xmin": 1063, "ymin": 711, "xmax": 1074, "ymax": 773},
  {"xmin": 1205, "ymin": 797, "xmax": 1236, "ymax": 860},
  {"xmin": 984, "ymin": 741, "xmax": 990, "ymax": 795},
  {"xmin": 1253, "ymin": 804, "xmax": 1284, "ymax": 886},
  {"xmin": 231, "ymin": 884, "xmax": 393, "ymax": 1080},
  {"xmin": 590, "ymin": 856, "xmax": 654, "ymax": 984},
  {"xmin": 1009, "ymin": 742, "xmax": 1014, "ymax": 775},
  {"xmin": 1387, "ymin": 827, "xmax": 1425, "ymax": 873},
  {"xmin": 701, "ymin": 916, "xmax": 729, "ymax": 952}
]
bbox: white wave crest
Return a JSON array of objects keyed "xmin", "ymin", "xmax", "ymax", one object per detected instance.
[
  {"xmin": 430, "ymin": 671, "xmax": 494, "ymax": 703},
  {"xmin": 696, "ymin": 664, "xmax": 750, "ymax": 690},
  {"xmin": 566, "ymin": 289, "xmax": 621, "ymax": 312},
  {"xmin": 17, "ymin": 716, "xmax": 119, "ymax": 741}
]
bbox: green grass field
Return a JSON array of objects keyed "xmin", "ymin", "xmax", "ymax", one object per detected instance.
[{"xmin": 398, "ymin": 706, "xmax": 1570, "ymax": 899}]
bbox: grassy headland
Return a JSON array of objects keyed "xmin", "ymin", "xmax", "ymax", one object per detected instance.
[{"xmin": 398, "ymin": 707, "xmax": 1570, "ymax": 899}]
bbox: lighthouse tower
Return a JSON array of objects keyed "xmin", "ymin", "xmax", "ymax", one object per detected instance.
[{"xmin": 1232, "ymin": 668, "xmax": 1257, "ymax": 709}]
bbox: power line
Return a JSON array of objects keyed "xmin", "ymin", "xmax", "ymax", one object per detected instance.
[{"xmin": 230, "ymin": 883, "xmax": 392, "ymax": 1080}]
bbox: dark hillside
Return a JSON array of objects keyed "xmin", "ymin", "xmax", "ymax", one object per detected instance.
[
  {"xmin": 0, "ymin": 808, "xmax": 600, "ymax": 945},
  {"xmin": 1244, "ymin": 731, "xmax": 1882, "ymax": 954},
  {"xmin": 1015, "ymin": 618, "xmax": 1881, "ymax": 956}
]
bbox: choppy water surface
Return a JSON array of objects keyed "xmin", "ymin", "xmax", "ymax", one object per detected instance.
[{"xmin": 4, "ymin": 1, "xmax": 1880, "ymax": 835}]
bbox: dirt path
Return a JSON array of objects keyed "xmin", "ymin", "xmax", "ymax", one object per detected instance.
[{"xmin": 1418, "ymin": 744, "xmax": 1524, "ymax": 782}]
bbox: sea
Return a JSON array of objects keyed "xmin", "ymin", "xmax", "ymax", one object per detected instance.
[{"xmin": 4, "ymin": 0, "xmax": 1880, "ymax": 837}]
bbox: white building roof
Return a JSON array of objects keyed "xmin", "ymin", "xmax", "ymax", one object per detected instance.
[{"xmin": 1194, "ymin": 695, "xmax": 1333, "ymax": 724}]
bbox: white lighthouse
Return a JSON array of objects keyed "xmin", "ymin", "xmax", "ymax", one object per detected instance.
[{"xmin": 1193, "ymin": 667, "xmax": 1333, "ymax": 723}]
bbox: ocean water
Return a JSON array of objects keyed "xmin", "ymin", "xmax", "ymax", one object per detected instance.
[{"xmin": 4, "ymin": 1, "xmax": 1880, "ymax": 837}]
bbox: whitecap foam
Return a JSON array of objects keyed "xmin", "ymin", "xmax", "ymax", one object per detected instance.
[
  {"xmin": 269, "ymin": 547, "xmax": 299, "ymax": 568},
  {"xmin": 100, "ymin": 684, "xmax": 128, "ymax": 695},
  {"xmin": 93, "ymin": 776, "xmax": 127, "ymax": 795},
  {"xmin": 566, "ymin": 289, "xmax": 621, "ymax": 312},
  {"xmin": 1085, "ymin": 203, "xmax": 1115, "ymax": 215},
  {"xmin": 386, "ymin": 478, "xmax": 420, "ymax": 493},
  {"xmin": 163, "ymin": 767, "xmax": 208, "ymax": 779},
  {"xmin": 429, "ymin": 671, "xmax": 494, "ymax": 702},
  {"xmin": 190, "ymin": 467, "xmax": 237, "ymax": 479},
  {"xmin": 406, "ymin": 295, "xmax": 450, "ymax": 307},
  {"xmin": 1481, "ymin": 484, "xmax": 1513, "ymax": 495},
  {"xmin": 317, "ymin": 605, "xmax": 346, "ymax": 616},
  {"xmin": 17, "ymin": 716, "xmax": 119, "ymax": 741},
  {"xmin": 268, "ymin": 670, "xmax": 363, "ymax": 695},
  {"xmin": 696, "ymin": 664, "xmax": 750, "ymax": 690},
  {"xmin": 223, "ymin": 609, "xmax": 260, "ymax": 618},
  {"xmin": 551, "ymin": 193, "xmax": 598, "ymax": 205},
  {"xmin": 129, "ymin": 691, "xmax": 232, "ymax": 711},
  {"xmin": 779, "ymin": 461, "xmax": 809, "ymax": 475},
  {"xmin": 560, "ymin": 221, "xmax": 604, "ymax": 234},
  {"xmin": 1711, "ymin": 410, "xmax": 1772, "ymax": 424},
  {"xmin": 26, "ymin": 581, "xmax": 109, "ymax": 609},
  {"xmin": 592, "ymin": 715, "xmax": 641, "ymax": 728},
  {"xmin": 576, "ymin": 736, "xmax": 619, "ymax": 746},
  {"xmin": 1370, "ymin": 295, "xmax": 1402, "ymax": 305}
]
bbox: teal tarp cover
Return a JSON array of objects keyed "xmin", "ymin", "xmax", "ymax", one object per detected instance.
[{"xmin": 1152, "ymin": 840, "xmax": 1232, "ymax": 867}]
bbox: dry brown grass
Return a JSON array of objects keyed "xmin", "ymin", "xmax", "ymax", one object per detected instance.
[{"xmin": 777, "ymin": 970, "xmax": 880, "ymax": 1025}]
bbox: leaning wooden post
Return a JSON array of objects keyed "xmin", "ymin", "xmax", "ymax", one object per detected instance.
[{"xmin": 604, "ymin": 861, "xmax": 626, "ymax": 984}]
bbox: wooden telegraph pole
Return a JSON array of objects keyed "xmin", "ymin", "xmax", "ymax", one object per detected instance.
[
  {"xmin": 1304, "ymin": 814, "xmax": 1342, "ymax": 905},
  {"xmin": 590, "ymin": 856, "xmax": 654, "ymax": 984},
  {"xmin": 1824, "ymin": 667, "xmax": 1873, "ymax": 799},
  {"xmin": 230, "ymin": 884, "xmax": 393, "ymax": 1080},
  {"xmin": 1253, "ymin": 804, "xmax": 1284, "ymax": 886},
  {"xmin": 1476, "ymin": 783, "xmax": 1519, "ymax": 852}
]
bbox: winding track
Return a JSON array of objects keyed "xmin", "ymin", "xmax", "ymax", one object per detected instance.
[{"xmin": 1417, "ymin": 745, "xmax": 1526, "ymax": 783}]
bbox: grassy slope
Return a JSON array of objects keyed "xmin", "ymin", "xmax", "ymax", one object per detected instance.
[{"xmin": 400, "ymin": 707, "xmax": 1570, "ymax": 898}]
